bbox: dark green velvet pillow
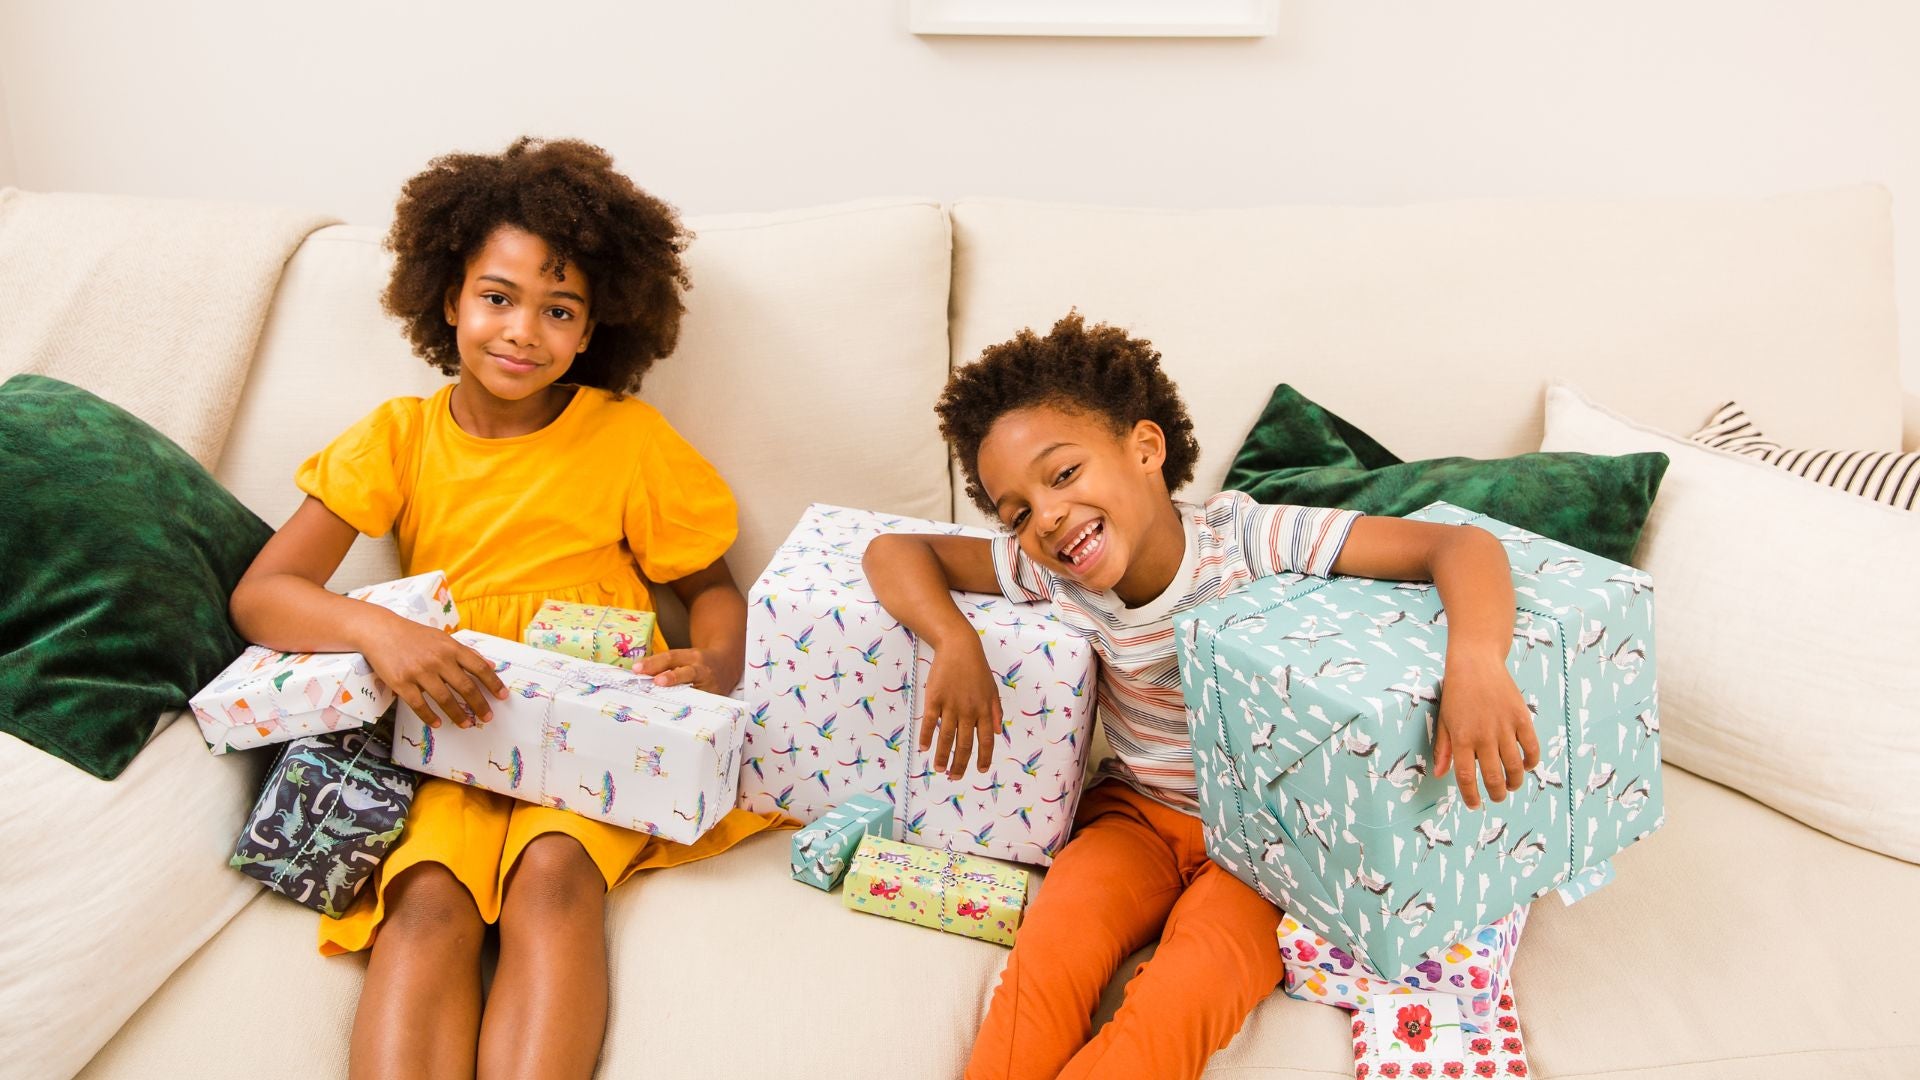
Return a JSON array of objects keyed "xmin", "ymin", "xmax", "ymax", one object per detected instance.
[
  {"xmin": 0, "ymin": 374, "xmax": 273, "ymax": 778},
  {"xmin": 1224, "ymin": 384, "xmax": 1668, "ymax": 564}
]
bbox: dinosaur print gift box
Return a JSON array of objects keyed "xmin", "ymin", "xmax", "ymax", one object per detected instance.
[
  {"xmin": 1176, "ymin": 501, "xmax": 1663, "ymax": 980},
  {"xmin": 391, "ymin": 631, "xmax": 746, "ymax": 846},
  {"xmin": 190, "ymin": 571, "xmax": 460, "ymax": 753},
  {"xmin": 740, "ymin": 504, "xmax": 1095, "ymax": 867}
]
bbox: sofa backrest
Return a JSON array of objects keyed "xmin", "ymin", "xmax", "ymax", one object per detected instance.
[
  {"xmin": 215, "ymin": 200, "xmax": 955, "ymax": 633},
  {"xmin": 946, "ymin": 188, "xmax": 1902, "ymax": 525}
]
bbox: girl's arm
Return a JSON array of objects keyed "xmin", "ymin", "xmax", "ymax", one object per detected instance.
[
  {"xmin": 639, "ymin": 558, "xmax": 748, "ymax": 694},
  {"xmin": 863, "ymin": 534, "xmax": 1003, "ymax": 779},
  {"xmin": 229, "ymin": 496, "xmax": 506, "ymax": 726},
  {"xmin": 1328, "ymin": 517, "xmax": 1540, "ymax": 809}
]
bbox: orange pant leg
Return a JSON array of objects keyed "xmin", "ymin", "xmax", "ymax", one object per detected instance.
[
  {"xmin": 965, "ymin": 785, "xmax": 1190, "ymax": 1080},
  {"xmin": 1057, "ymin": 857, "xmax": 1286, "ymax": 1079}
]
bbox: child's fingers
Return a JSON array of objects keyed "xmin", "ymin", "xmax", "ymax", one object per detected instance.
[
  {"xmin": 446, "ymin": 668, "xmax": 494, "ymax": 724},
  {"xmin": 934, "ymin": 703, "xmax": 959, "ymax": 773},
  {"xmin": 1479, "ymin": 740, "xmax": 1510, "ymax": 802},
  {"xmin": 399, "ymin": 688, "xmax": 441, "ymax": 729},
  {"xmin": 1500, "ymin": 738, "xmax": 1527, "ymax": 794},
  {"xmin": 1454, "ymin": 751, "xmax": 1482, "ymax": 810},
  {"xmin": 1434, "ymin": 727, "xmax": 1452, "ymax": 775},
  {"xmin": 918, "ymin": 706, "xmax": 940, "ymax": 754},
  {"xmin": 457, "ymin": 645, "xmax": 508, "ymax": 700},
  {"xmin": 975, "ymin": 713, "xmax": 995, "ymax": 771},
  {"xmin": 1518, "ymin": 720, "xmax": 1542, "ymax": 769},
  {"xmin": 425, "ymin": 680, "xmax": 472, "ymax": 729},
  {"xmin": 950, "ymin": 712, "xmax": 976, "ymax": 779}
]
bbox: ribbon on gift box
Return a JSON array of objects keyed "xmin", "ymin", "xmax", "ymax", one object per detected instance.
[
  {"xmin": 844, "ymin": 835, "xmax": 1029, "ymax": 946},
  {"xmin": 523, "ymin": 600, "xmax": 656, "ymax": 665}
]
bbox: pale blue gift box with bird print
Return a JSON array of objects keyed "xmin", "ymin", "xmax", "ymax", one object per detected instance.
[
  {"xmin": 791, "ymin": 792, "xmax": 895, "ymax": 890},
  {"xmin": 1175, "ymin": 501, "xmax": 1663, "ymax": 981},
  {"xmin": 229, "ymin": 724, "xmax": 415, "ymax": 918}
]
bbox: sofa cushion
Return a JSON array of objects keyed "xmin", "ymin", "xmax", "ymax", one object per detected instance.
[
  {"xmin": 946, "ymin": 189, "xmax": 1902, "ymax": 526},
  {"xmin": 0, "ymin": 374, "xmax": 275, "ymax": 779},
  {"xmin": 1542, "ymin": 383, "xmax": 1920, "ymax": 863},
  {"xmin": 219, "ymin": 200, "xmax": 957, "ymax": 613},
  {"xmin": 4, "ymin": 716, "xmax": 263, "ymax": 1080}
]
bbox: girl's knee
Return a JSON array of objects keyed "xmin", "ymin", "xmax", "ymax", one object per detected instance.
[
  {"xmin": 382, "ymin": 863, "xmax": 484, "ymax": 947},
  {"xmin": 504, "ymin": 834, "xmax": 607, "ymax": 920}
]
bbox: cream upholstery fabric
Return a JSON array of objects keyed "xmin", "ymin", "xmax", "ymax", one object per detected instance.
[
  {"xmin": 1542, "ymin": 384, "xmax": 1920, "ymax": 863},
  {"xmin": 946, "ymin": 189, "xmax": 1902, "ymax": 525},
  {"xmin": 2, "ymin": 717, "xmax": 264, "ymax": 1080}
]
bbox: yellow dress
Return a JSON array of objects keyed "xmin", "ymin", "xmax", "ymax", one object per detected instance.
[{"xmin": 297, "ymin": 383, "xmax": 786, "ymax": 955}]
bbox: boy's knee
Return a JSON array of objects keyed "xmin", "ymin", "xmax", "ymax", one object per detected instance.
[
  {"xmin": 383, "ymin": 863, "xmax": 483, "ymax": 948},
  {"xmin": 504, "ymin": 834, "xmax": 606, "ymax": 920}
]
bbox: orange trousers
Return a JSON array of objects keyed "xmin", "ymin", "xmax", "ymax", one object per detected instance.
[{"xmin": 965, "ymin": 782, "xmax": 1286, "ymax": 1080}]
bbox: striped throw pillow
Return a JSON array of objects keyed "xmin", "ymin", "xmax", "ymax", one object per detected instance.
[{"xmin": 1690, "ymin": 401, "xmax": 1919, "ymax": 509}]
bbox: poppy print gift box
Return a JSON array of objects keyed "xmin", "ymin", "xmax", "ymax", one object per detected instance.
[
  {"xmin": 741, "ymin": 503, "xmax": 1095, "ymax": 867},
  {"xmin": 1177, "ymin": 502, "xmax": 1662, "ymax": 980},
  {"xmin": 391, "ymin": 631, "xmax": 745, "ymax": 845}
]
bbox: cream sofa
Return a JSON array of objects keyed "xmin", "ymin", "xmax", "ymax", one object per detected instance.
[{"xmin": 23, "ymin": 190, "xmax": 1920, "ymax": 1079}]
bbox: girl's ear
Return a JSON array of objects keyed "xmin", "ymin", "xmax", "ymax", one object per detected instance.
[
  {"xmin": 444, "ymin": 285, "xmax": 460, "ymax": 326},
  {"xmin": 577, "ymin": 317, "xmax": 596, "ymax": 354},
  {"xmin": 1130, "ymin": 419, "xmax": 1167, "ymax": 473}
]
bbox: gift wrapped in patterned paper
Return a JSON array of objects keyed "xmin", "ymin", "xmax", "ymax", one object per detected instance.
[
  {"xmin": 792, "ymin": 793, "xmax": 894, "ymax": 890},
  {"xmin": 523, "ymin": 599, "xmax": 656, "ymax": 665},
  {"xmin": 229, "ymin": 725, "xmax": 415, "ymax": 917},
  {"xmin": 1176, "ymin": 501, "xmax": 1662, "ymax": 980},
  {"xmin": 1351, "ymin": 986, "xmax": 1532, "ymax": 1079},
  {"xmin": 842, "ymin": 834, "xmax": 1029, "ymax": 946},
  {"xmin": 391, "ymin": 631, "xmax": 745, "ymax": 845},
  {"xmin": 1279, "ymin": 907, "xmax": 1525, "ymax": 1034},
  {"xmin": 739, "ymin": 504, "xmax": 1095, "ymax": 867},
  {"xmin": 191, "ymin": 571, "xmax": 460, "ymax": 753}
]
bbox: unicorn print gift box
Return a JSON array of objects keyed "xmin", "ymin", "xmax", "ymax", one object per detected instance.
[
  {"xmin": 740, "ymin": 504, "xmax": 1095, "ymax": 867},
  {"xmin": 191, "ymin": 571, "xmax": 459, "ymax": 753},
  {"xmin": 1177, "ymin": 502, "xmax": 1663, "ymax": 980},
  {"xmin": 391, "ymin": 631, "xmax": 746, "ymax": 846}
]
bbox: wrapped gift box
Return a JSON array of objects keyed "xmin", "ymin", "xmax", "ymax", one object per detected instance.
[
  {"xmin": 230, "ymin": 725, "xmax": 415, "ymax": 917},
  {"xmin": 1177, "ymin": 502, "xmax": 1663, "ymax": 980},
  {"xmin": 740, "ymin": 503, "xmax": 1095, "ymax": 867},
  {"xmin": 523, "ymin": 599, "xmax": 656, "ymax": 665},
  {"xmin": 1280, "ymin": 908, "xmax": 1525, "ymax": 1034},
  {"xmin": 842, "ymin": 834, "xmax": 1029, "ymax": 946},
  {"xmin": 1351, "ymin": 987, "xmax": 1531, "ymax": 1079},
  {"xmin": 390, "ymin": 632, "xmax": 745, "ymax": 846},
  {"xmin": 792, "ymin": 793, "xmax": 894, "ymax": 890},
  {"xmin": 190, "ymin": 571, "xmax": 459, "ymax": 753}
]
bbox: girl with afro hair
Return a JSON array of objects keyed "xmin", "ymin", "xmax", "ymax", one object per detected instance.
[{"xmin": 230, "ymin": 137, "xmax": 785, "ymax": 1077}]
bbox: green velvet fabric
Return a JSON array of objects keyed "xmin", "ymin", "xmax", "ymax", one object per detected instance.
[
  {"xmin": 1223, "ymin": 384, "xmax": 1668, "ymax": 564},
  {"xmin": 0, "ymin": 375, "xmax": 273, "ymax": 778}
]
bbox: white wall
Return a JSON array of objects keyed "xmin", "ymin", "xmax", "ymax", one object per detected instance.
[
  {"xmin": 2, "ymin": 1, "xmax": 1916, "ymax": 386},
  {"xmin": 0, "ymin": 62, "xmax": 16, "ymax": 189}
]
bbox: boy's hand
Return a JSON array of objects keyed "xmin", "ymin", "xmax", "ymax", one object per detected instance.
[
  {"xmin": 636, "ymin": 648, "xmax": 722, "ymax": 693},
  {"xmin": 1433, "ymin": 654, "xmax": 1540, "ymax": 810},
  {"xmin": 920, "ymin": 643, "xmax": 1003, "ymax": 780},
  {"xmin": 361, "ymin": 615, "xmax": 507, "ymax": 728}
]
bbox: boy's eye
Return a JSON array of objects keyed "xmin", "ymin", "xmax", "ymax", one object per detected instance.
[{"xmin": 1009, "ymin": 508, "xmax": 1029, "ymax": 530}]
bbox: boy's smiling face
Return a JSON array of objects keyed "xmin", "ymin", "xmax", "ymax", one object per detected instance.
[{"xmin": 978, "ymin": 403, "xmax": 1185, "ymax": 604}]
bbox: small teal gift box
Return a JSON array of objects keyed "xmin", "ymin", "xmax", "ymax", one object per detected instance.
[
  {"xmin": 791, "ymin": 794, "xmax": 894, "ymax": 890},
  {"xmin": 1176, "ymin": 501, "xmax": 1663, "ymax": 980}
]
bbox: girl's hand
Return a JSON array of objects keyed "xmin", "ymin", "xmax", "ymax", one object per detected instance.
[
  {"xmin": 637, "ymin": 648, "xmax": 723, "ymax": 693},
  {"xmin": 360, "ymin": 614, "xmax": 507, "ymax": 728},
  {"xmin": 921, "ymin": 643, "xmax": 1003, "ymax": 780},
  {"xmin": 1434, "ymin": 653, "xmax": 1540, "ymax": 810}
]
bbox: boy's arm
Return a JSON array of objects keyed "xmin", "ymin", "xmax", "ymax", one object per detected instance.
[
  {"xmin": 1329, "ymin": 517, "xmax": 1540, "ymax": 809},
  {"xmin": 643, "ymin": 558, "xmax": 747, "ymax": 694},
  {"xmin": 863, "ymin": 534, "xmax": 1003, "ymax": 778}
]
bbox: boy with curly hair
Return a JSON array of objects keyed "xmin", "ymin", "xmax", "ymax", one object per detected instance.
[{"xmin": 865, "ymin": 313, "xmax": 1537, "ymax": 1080}]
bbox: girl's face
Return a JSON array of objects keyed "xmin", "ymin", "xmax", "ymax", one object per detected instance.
[
  {"xmin": 977, "ymin": 404, "xmax": 1170, "ymax": 597},
  {"xmin": 444, "ymin": 225, "xmax": 594, "ymax": 403}
]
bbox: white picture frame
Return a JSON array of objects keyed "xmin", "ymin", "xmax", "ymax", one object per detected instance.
[{"xmin": 910, "ymin": 0, "xmax": 1279, "ymax": 38}]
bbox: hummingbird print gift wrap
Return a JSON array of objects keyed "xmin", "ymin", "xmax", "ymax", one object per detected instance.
[
  {"xmin": 1177, "ymin": 502, "xmax": 1662, "ymax": 980},
  {"xmin": 1278, "ymin": 907, "xmax": 1524, "ymax": 1034},
  {"xmin": 392, "ymin": 632, "xmax": 746, "ymax": 846},
  {"xmin": 191, "ymin": 571, "xmax": 459, "ymax": 753},
  {"xmin": 230, "ymin": 725, "xmax": 415, "ymax": 917},
  {"xmin": 792, "ymin": 792, "xmax": 894, "ymax": 890},
  {"xmin": 522, "ymin": 599, "xmax": 656, "ymax": 665},
  {"xmin": 842, "ymin": 834, "xmax": 1029, "ymax": 946},
  {"xmin": 741, "ymin": 504, "xmax": 1095, "ymax": 866}
]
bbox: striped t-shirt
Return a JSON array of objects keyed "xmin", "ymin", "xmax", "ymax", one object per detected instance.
[{"xmin": 991, "ymin": 490, "xmax": 1360, "ymax": 812}]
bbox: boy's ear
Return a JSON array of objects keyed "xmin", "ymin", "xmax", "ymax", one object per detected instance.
[{"xmin": 1130, "ymin": 419, "xmax": 1167, "ymax": 472}]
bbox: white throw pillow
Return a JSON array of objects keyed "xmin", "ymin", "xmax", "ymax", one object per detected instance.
[
  {"xmin": 1691, "ymin": 400, "xmax": 1920, "ymax": 509},
  {"xmin": 1540, "ymin": 383, "xmax": 1920, "ymax": 863},
  {"xmin": 0, "ymin": 715, "xmax": 264, "ymax": 1078}
]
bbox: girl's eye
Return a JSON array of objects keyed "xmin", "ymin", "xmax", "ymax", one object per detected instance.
[
  {"xmin": 1054, "ymin": 465, "xmax": 1078, "ymax": 485},
  {"xmin": 547, "ymin": 307, "xmax": 573, "ymax": 321},
  {"xmin": 483, "ymin": 293, "xmax": 508, "ymax": 307},
  {"xmin": 1009, "ymin": 509, "xmax": 1029, "ymax": 530}
]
